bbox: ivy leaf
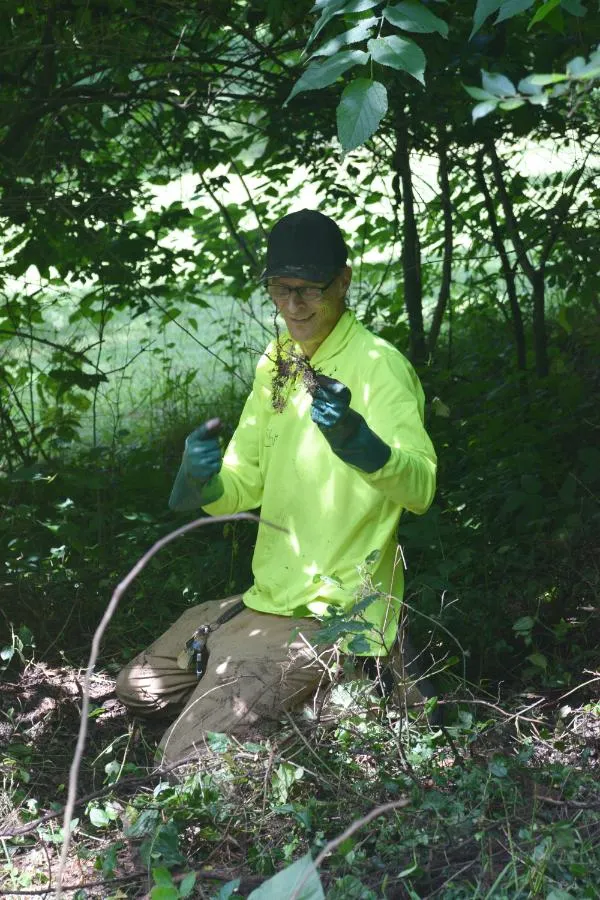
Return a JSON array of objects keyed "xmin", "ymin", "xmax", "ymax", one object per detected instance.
[
  {"xmin": 336, "ymin": 78, "xmax": 388, "ymax": 153},
  {"xmin": 88, "ymin": 805, "xmax": 110, "ymax": 828},
  {"xmin": 285, "ymin": 50, "xmax": 369, "ymax": 104},
  {"xmin": 383, "ymin": 1, "xmax": 449, "ymax": 37},
  {"xmin": 368, "ymin": 35, "xmax": 426, "ymax": 84},
  {"xmin": 481, "ymin": 70, "xmax": 517, "ymax": 96}
]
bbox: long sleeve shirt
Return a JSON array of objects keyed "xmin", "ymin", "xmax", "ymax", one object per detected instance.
[{"xmin": 184, "ymin": 310, "xmax": 437, "ymax": 654}]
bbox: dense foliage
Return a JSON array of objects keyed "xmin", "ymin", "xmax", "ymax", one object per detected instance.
[{"xmin": 1, "ymin": 1, "xmax": 599, "ymax": 897}]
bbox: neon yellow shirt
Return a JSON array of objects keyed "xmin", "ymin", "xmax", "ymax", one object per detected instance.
[{"xmin": 204, "ymin": 310, "xmax": 437, "ymax": 654}]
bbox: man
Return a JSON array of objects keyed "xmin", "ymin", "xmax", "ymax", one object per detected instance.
[{"xmin": 116, "ymin": 209, "xmax": 437, "ymax": 765}]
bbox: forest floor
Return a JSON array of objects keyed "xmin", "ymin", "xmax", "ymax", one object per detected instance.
[{"xmin": 2, "ymin": 660, "xmax": 600, "ymax": 899}]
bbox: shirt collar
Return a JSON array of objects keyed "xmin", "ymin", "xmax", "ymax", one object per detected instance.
[{"xmin": 300, "ymin": 309, "xmax": 356, "ymax": 366}]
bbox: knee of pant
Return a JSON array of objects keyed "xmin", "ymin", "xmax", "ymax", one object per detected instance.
[
  {"xmin": 115, "ymin": 665, "xmax": 154, "ymax": 712},
  {"xmin": 114, "ymin": 665, "xmax": 133, "ymax": 705}
]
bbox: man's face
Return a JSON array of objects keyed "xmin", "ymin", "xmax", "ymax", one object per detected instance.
[{"xmin": 269, "ymin": 266, "xmax": 352, "ymax": 358}]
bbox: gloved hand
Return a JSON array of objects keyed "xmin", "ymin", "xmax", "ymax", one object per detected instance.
[
  {"xmin": 169, "ymin": 418, "xmax": 224, "ymax": 510},
  {"xmin": 310, "ymin": 375, "xmax": 391, "ymax": 474},
  {"xmin": 183, "ymin": 418, "xmax": 223, "ymax": 483}
]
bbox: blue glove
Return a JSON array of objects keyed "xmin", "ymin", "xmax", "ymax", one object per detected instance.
[
  {"xmin": 169, "ymin": 418, "xmax": 224, "ymax": 510},
  {"xmin": 310, "ymin": 375, "xmax": 391, "ymax": 474},
  {"xmin": 183, "ymin": 418, "xmax": 222, "ymax": 483}
]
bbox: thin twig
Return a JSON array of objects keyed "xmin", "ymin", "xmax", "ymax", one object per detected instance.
[{"xmin": 289, "ymin": 798, "xmax": 411, "ymax": 900}]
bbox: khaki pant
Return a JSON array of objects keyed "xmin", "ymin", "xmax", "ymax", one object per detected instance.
[
  {"xmin": 116, "ymin": 597, "xmax": 333, "ymax": 765},
  {"xmin": 116, "ymin": 596, "xmax": 424, "ymax": 766}
]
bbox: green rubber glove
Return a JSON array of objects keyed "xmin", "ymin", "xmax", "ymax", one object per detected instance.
[
  {"xmin": 169, "ymin": 418, "xmax": 225, "ymax": 511},
  {"xmin": 310, "ymin": 375, "xmax": 391, "ymax": 474}
]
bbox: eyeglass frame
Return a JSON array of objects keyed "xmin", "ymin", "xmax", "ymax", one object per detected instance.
[{"xmin": 266, "ymin": 273, "xmax": 339, "ymax": 304}]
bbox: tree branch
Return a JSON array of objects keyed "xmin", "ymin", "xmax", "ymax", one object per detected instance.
[
  {"xmin": 0, "ymin": 329, "xmax": 107, "ymax": 374},
  {"xmin": 55, "ymin": 512, "xmax": 285, "ymax": 900},
  {"xmin": 486, "ymin": 140, "xmax": 537, "ymax": 286},
  {"xmin": 474, "ymin": 151, "xmax": 526, "ymax": 374}
]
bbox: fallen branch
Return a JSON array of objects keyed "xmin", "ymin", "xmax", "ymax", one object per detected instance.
[
  {"xmin": 54, "ymin": 511, "xmax": 283, "ymax": 900},
  {"xmin": 0, "ymin": 866, "xmax": 263, "ymax": 896}
]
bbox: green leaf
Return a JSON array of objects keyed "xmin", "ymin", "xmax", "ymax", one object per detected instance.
[
  {"xmin": 513, "ymin": 616, "xmax": 536, "ymax": 633},
  {"xmin": 88, "ymin": 806, "xmax": 110, "ymax": 828},
  {"xmin": 152, "ymin": 868, "xmax": 174, "ymax": 888},
  {"xmin": 311, "ymin": 17, "xmax": 378, "ymax": 57},
  {"xmin": 489, "ymin": 757, "xmax": 508, "ymax": 777},
  {"xmin": 517, "ymin": 76, "xmax": 544, "ymax": 94},
  {"xmin": 214, "ymin": 880, "xmax": 241, "ymax": 900},
  {"xmin": 527, "ymin": 652, "xmax": 548, "ymax": 670},
  {"xmin": 495, "ymin": 0, "xmax": 535, "ymax": 24},
  {"xmin": 368, "ymin": 35, "xmax": 426, "ymax": 84},
  {"xmin": 577, "ymin": 65, "xmax": 600, "ymax": 81},
  {"xmin": 481, "ymin": 70, "xmax": 517, "ymax": 96},
  {"xmin": 471, "ymin": 0, "xmax": 502, "ymax": 37},
  {"xmin": 498, "ymin": 98, "xmax": 526, "ymax": 109},
  {"xmin": 527, "ymin": 72, "xmax": 568, "ymax": 85},
  {"xmin": 285, "ymin": 50, "xmax": 369, "ymax": 104},
  {"xmin": 463, "ymin": 84, "xmax": 497, "ymax": 100},
  {"xmin": 347, "ymin": 633, "xmax": 372, "ymax": 653},
  {"xmin": 528, "ymin": 0, "xmax": 561, "ymax": 28},
  {"xmin": 306, "ymin": 0, "xmax": 347, "ymax": 47},
  {"xmin": 206, "ymin": 731, "xmax": 231, "ymax": 753},
  {"xmin": 179, "ymin": 872, "xmax": 197, "ymax": 898},
  {"xmin": 560, "ymin": 0, "xmax": 587, "ymax": 14},
  {"xmin": 123, "ymin": 808, "xmax": 159, "ymax": 838},
  {"xmin": 566, "ymin": 55, "xmax": 586, "ymax": 76},
  {"xmin": 149, "ymin": 888, "xmax": 179, "ymax": 900},
  {"xmin": 247, "ymin": 851, "xmax": 325, "ymax": 899},
  {"xmin": 336, "ymin": 78, "xmax": 388, "ymax": 152},
  {"xmin": 472, "ymin": 99, "xmax": 498, "ymax": 120},
  {"xmin": 383, "ymin": 1, "xmax": 449, "ymax": 36},
  {"xmin": 307, "ymin": 0, "xmax": 380, "ymax": 48}
]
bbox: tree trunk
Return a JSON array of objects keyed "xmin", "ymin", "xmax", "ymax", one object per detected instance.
[
  {"xmin": 428, "ymin": 134, "xmax": 453, "ymax": 355},
  {"xmin": 475, "ymin": 152, "xmax": 527, "ymax": 376},
  {"xmin": 487, "ymin": 140, "xmax": 549, "ymax": 377},
  {"xmin": 532, "ymin": 270, "xmax": 548, "ymax": 377},
  {"xmin": 394, "ymin": 123, "xmax": 426, "ymax": 365}
]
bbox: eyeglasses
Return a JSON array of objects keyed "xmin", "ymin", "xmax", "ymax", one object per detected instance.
[{"xmin": 267, "ymin": 274, "xmax": 337, "ymax": 303}]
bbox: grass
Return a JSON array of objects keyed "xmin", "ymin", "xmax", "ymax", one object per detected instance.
[{"xmin": 5, "ymin": 282, "xmax": 270, "ymax": 448}]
